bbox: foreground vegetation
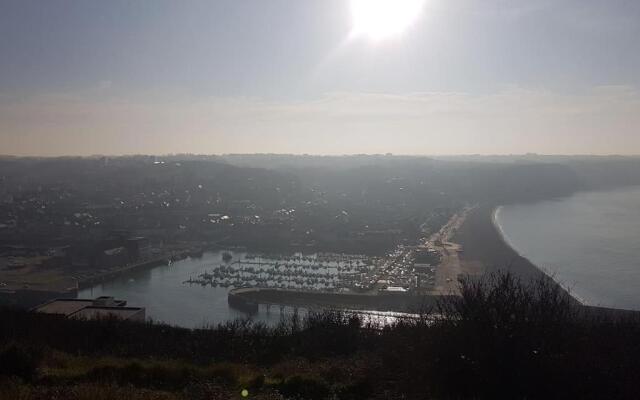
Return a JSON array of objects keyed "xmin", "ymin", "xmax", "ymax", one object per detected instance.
[{"xmin": 1, "ymin": 273, "xmax": 639, "ymax": 399}]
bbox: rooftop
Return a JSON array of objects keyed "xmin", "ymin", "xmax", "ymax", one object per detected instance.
[
  {"xmin": 69, "ymin": 306, "xmax": 144, "ymax": 321},
  {"xmin": 33, "ymin": 297, "xmax": 144, "ymax": 321},
  {"xmin": 33, "ymin": 299, "xmax": 94, "ymax": 316}
]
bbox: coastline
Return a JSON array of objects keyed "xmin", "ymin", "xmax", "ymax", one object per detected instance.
[
  {"xmin": 490, "ymin": 206, "xmax": 505, "ymax": 245},
  {"xmin": 492, "ymin": 205, "xmax": 589, "ymax": 305},
  {"xmin": 456, "ymin": 205, "xmax": 584, "ymax": 305},
  {"xmin": 455, "ymin": 205, "xmax": 548, "ymax": 281}
]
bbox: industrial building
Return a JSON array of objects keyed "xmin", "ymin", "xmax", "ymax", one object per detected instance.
[{"xmin": 33, "ymin": 296, "xmax": 145, "ymax": 322}]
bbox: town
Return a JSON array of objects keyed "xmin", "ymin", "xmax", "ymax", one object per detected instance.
[{"xmin": 0, "ymin": 155, "xmax": 460, "ymax": 309}]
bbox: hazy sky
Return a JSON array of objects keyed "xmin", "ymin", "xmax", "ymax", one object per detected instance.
[{"xmin": 1, "ymin": 0, "xmax": 639, "ymax": 156}]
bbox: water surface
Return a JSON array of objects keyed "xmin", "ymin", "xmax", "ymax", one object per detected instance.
[
  {"xmin": 496, "ymin": 186, "xmax": 640, "ymax": 310},
  {"xmin": 77, "ymin": 251, "xmax": 398, "ymax": 327},
  {"xmin": 78, "ymin": 251, "xmax": 286, "ymax": 328}
]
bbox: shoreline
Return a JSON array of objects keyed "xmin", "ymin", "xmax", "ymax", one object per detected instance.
[
  {"xmin": 490, "ymin": 205, "xmax": 585, "ymax": 304},
  {"xmin": 456, "ymin": 204, "xmax": 583, "ymax": 304},
  {"xmin": 455, "ymin": 205, "xmax": 545, "ymax": 280}
]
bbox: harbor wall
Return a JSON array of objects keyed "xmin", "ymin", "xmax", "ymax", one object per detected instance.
[{"xmin": 228, "ymin": 287, "xmax": 452, "ymax": 314}]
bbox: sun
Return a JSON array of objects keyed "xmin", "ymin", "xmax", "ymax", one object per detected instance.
[{"xmin": 350, "ymin": 0, "xmax": 426, "ymax": 40}]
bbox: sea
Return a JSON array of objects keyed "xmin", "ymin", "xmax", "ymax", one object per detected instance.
[{"xmin": 495, "ymin": 186, "xmax": 640, "ymax": 310}]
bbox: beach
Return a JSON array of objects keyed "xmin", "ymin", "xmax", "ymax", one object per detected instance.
[{"xmin": 454, "ymin": 205, "xmax": 546, "ymax": 281}]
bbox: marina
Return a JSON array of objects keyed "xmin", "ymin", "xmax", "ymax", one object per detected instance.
[
  {"xmin": 183, "ymin": 252, "xmax": 376, "ymax": 291},
  {"xmin": 76, "ymin": 209, "xmax": 468, "ymax": 327}
]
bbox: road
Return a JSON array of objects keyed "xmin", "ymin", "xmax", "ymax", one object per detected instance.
[{"xmin": 421, "ymin": 206, "xmax": 475, "ymax": 295}]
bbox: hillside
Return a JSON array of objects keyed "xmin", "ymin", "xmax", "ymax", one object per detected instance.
[{"xmin": 1, "ymin": 273, "xmax": 639, "ymax": 400}]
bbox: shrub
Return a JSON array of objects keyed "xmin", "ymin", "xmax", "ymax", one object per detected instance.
[
  {"xmin": 0, "ymin": 342, "xmax": 44, "ymax": 381},
  {"xmin": 246, "ymin": 373, "xmax": 265, "ymax": 389},
  {"xmin": 278, "ymin": 375, "xmax": 331, "ymax": 400},
  {"xmin": 86, "ymin": 362, "xmax": 199, "ymax": 390}
]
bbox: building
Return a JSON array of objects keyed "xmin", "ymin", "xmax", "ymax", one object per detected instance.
[
  {"xmin": 32, "ymin": 296, "xmax": 145, "ymax": 322},
  {"xmin": 125, "ymin": 237, "xmax": 152, "ymax": 261},
  {"xmin": 97, "ymin": 246, "xmax": 129, "ymax": 268}
]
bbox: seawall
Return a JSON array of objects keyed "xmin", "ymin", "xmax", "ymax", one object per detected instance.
[{"xmin": 228, "ymin": 287, "xmax": 450, "ymax": 314}]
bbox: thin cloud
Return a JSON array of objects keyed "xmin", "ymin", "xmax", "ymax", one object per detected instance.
[{"xmin": 1, "ymin": 86, "xmax": 639, "ymax": 156}]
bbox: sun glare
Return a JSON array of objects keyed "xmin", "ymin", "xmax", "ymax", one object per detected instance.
[{"xmin": 350, "ymin": 0, "xmax": 425, "ymax": 40}]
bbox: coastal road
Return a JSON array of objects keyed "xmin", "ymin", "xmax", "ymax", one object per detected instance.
[{"xmin": 425, "ymin": 206, "xmax": 476, "ymax": 295}]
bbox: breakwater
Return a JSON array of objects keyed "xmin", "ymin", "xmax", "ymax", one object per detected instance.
[
  {"xmin": 77, "ymin": 256, "xmax": 172, "ymax": 289},
  {"xmin": 228, "ymin": 287, "xmax": 451, "ymax": 314}
]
